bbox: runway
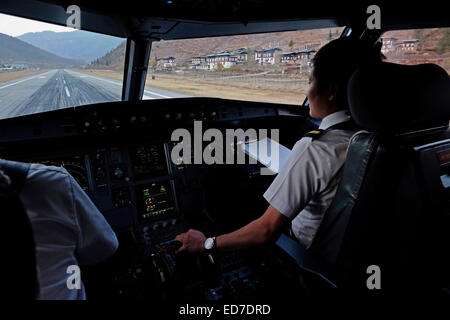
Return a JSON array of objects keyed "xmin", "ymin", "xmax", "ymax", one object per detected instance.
[{"xmin": 0, "ymin": 69, "xmax": 189, "ymax": 119}]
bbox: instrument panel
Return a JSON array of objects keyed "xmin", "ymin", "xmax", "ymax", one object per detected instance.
[
  {"xmin": 40, "ymin": 156, "xmax": 89, "ymax": 191},
  {"xmin": 137, "ymin": 181, "xmax": 175, "ymax": 220},
  {"xmin": 32, "ymin": 141, "xmax": 178, "ymax": 235},
  {"xmin": 0, "ymin": 98, "xmax": 308, "ymax": 302}
]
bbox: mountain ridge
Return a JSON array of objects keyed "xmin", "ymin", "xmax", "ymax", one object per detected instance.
[
  {"xmin": 18, "ymin": 30, "xmax": 124, "ymax": 64},
  {"xmin": 0, "ymin": 33, "xmax": 83, "ymax": 69},
  {"xmin": 89, "ymin": 27, "xmax": 450, "ymax": 73},
  {"xmin": 89, "ymin": 27, "xmax": 343, "ymax": 71}
]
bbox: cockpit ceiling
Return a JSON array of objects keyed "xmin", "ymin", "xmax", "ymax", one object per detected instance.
[{"xmin": 0, "ymin": 0, "xmax": 448, "ymax": 39}]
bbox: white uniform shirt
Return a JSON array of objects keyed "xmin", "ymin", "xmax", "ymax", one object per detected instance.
[
  {"xmin": 19, "ymin": 163, "xmax": 119, "ymax": 300},
  {"xmin": 263, "ymin": 110, "xmax": 356, "ymax": 249}
]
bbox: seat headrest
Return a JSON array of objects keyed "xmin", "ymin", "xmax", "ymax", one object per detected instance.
[{"xmin": 348, "ymin": 62, "xmax": 450, "ymax": 133}]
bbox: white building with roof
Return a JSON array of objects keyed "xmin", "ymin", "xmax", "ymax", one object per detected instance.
[{"xmin": 254, "ymin": 48, "xmax": 282, "ymax": 65}]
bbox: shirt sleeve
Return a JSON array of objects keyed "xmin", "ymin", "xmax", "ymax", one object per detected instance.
[
  {"xmin": 68, "ymin": 172, "xmax": 119, "ymax": 265},
  {"xmin": 263, "ymin": 138, "xmax": 324, "ymax": 219}
]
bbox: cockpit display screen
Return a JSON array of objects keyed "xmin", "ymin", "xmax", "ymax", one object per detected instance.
[
  {"xmin": 130, "ymin": 144, "xmax": 168, "ymax": 179},
  {"xmin": 40, "ymin": 155, "xmax": 89, "ymax": 191},
  {"xmin": 137, "ymin": 181, "xmax": 175, "ymax": 220}
]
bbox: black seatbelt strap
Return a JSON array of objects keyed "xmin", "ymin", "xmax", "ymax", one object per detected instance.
[{"xmin": 0, "ymin": 160, "xmax": 31, "ymax": 194}]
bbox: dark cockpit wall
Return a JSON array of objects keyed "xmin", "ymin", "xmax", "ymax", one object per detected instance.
[{"xmin": 1, "ymin": 0, "xmax": 449, "ymax": 306}]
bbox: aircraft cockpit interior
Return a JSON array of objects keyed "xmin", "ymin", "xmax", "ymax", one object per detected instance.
[{"xmin": 0, "ymin": 0, "xmax": 449, "ymax": 311}]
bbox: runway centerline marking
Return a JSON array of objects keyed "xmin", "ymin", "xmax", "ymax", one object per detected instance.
[{"xmin": 65, "ymin": 86, "xmax": 71, "ymax": 97}]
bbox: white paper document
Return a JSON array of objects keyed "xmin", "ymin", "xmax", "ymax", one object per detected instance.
[{"xmin": 238, "ymin": 137, "xmax": 291, "ymax": 174}]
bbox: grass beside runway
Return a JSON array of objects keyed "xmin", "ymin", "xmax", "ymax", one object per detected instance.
[
  {"xmin": 71, "ymin": 68, "xmax": 307, "ymax": 105},
  {"xmin": 0, "ymin": 69, "xmax": 49, "ymax": 84}
]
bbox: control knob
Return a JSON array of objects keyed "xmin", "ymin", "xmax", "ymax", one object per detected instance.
[{"xmin": 113, "ymin": 167, "xmax": 125, "ymax": 179}]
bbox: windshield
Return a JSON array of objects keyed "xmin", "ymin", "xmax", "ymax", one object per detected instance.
[
  {"xmin": 141, "ymin": 27, "xmax": 344, "ymax": 105},
  {"xmin": 0, "ymin": 13, "xmax": 125, "ymax": 120},
  {"xmin": 0, "ymin": 14, "xmax": 345, "ymax": 118}
]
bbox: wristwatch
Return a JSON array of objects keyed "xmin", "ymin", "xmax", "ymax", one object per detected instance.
[{"xmin": 204, "ymin": 236, "xmax": 216, "ymax": 252}]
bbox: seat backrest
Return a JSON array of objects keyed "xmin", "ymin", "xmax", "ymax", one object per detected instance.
[
  {"xmin": 309, "ymin": 62, "xmax": 450, "ymax": 290},
  {"xmin": 0, "ymin": 160, "xmax": 37, "ymax": 299}
]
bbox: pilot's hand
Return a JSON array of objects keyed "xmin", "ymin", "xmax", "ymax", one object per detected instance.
[{"xmin": 174, "ymin": 229, "xmax": 206, "ymax": 254}]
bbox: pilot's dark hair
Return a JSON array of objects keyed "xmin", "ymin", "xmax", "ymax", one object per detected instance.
[{"xmin": 312, "ymin": 37, "xmax": 384, "ymax": 109}]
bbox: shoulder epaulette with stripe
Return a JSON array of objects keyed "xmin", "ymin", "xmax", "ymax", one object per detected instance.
[{"xmin": 304, "ymin": 129, "xmax": 325, "ymax": 140}]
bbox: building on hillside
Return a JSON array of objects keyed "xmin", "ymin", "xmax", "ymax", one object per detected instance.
[
  {"xmin": 280, "ymin": 51, "xmax": 299, "ymax": 63},
  {"xmin": 157, "ymin": 56, "xmax": 176, "ymax": 69},
  {"xmin": 254, "ymin": 48, "xmax": 282, "ymax": 65},
  {"xmin": 298, "ymin": 48, "xmax": 316, "ymax": 60},
  {"xmin": 206, "ymin": 51, "xmax": 237, "ymax": 69},
  {"xmin": 381, "ymin": 37, "xmax": 419, "ymax": 54},
  {"xmin": 190, "ymin": 56, "xmax": 209, "ymax": 70},
  {"xmin": 381, "ymin": 36, "xmax": 398, "ymax": 53},
  {"xmin": 280, "ymin": 48, "xmax": 316, "ymax": 69},
  {"xmin": 398, "ymin": 39, "xmax": 419, "ymax": 51},
  {"xmin": 0, "ymin": 63, "xmax": 29, "ymax": 70},
  {"xmin": 232, "ymin": 48, "xmax": 249, "ymax": 63},
  {"xmin": 191, "ymin": 56, "xmax": 207, "ymax": 65},
  {"xmin": 0, "ymin": 65, "xmax": 14, "ymax": 71},
  {"xmin": 190, "ymin": 48, "xmax": 249, "ymax": 70}
]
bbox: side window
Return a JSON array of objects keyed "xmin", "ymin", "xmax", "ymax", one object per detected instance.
[{"xmin": 381, "ymin": 27, "xmax": 450, "ymax": 74}]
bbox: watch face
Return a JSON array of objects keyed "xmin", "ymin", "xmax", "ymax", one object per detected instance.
[{"xmin": 204, "ymin": 238, "xmax": 214, "ymax": 250}]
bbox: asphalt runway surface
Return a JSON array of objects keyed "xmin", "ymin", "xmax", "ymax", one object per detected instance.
[{"xmin": 0, "ymin": 69, "xmax": 189, "ymax": 119}]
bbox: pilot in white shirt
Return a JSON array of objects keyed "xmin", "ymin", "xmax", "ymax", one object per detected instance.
[
  {"xmin": 20, "ymin": 163, "xmax": 118, "ymax": 300},
  {"xmin": 263, "ymin": 110, "xmax": 356, "ymax": 248},
  {"xmin": 174, "ymin": 38, "xmax": 382, "ymax": 255}
]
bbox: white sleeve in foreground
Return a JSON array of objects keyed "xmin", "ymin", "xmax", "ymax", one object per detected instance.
[{"xmin": 70, "ymin": 174, "xmax": 119, "ymax": 265}]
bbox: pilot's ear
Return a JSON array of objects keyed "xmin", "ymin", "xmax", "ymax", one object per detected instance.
[{"xmin": 327, "ymin": 84, "xmax": 338, "ymax": 102}]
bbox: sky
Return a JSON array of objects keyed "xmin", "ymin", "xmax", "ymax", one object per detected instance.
[{"xmin": 0, "ymin": 13, "xmax": 75, "ymax": 37}]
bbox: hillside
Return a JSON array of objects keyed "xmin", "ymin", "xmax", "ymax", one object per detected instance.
[
  {"xmin": 18, "ymin": 30, "xmax": 124, "ymax": 64},
  {"xmin": 89, "ymin": 27, "xmax": 450, "ymax": 73},
  {"xmin": 153, "ymin": 27, "xmax": 341, "ymax": 61},
  {"xmin": 91, "ymin": 41, "xmax": 127, "ymax": 70},
  {"xmin": 0, "ymin": 33, "xmax": 82, "ymax": 69},
  {"xmin": 382, "ymin": 27, "xmax": 450, "ymax": 72},
  {"xmin": 89, "ymin": 27, "xmax": 343, "ymax": 71},
  {"xmin": 383, "ymin": 28, "xmax": 450, "ymax": 54}
]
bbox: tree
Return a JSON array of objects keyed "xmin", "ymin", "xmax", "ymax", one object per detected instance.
[
  {"xmin": 289, "ymin": 40, "xmax": 295, "ymax": 49},
  {"xmin": 414, "ymin": 29, "xmax": 425, "ymax": 52},
  {"xmin": 436, "ymin": 28, "xmax": 450, "ymax": 54},
  {"xmin": 328, "ymin": 30, "xmax": 333, "ymax": 40}
]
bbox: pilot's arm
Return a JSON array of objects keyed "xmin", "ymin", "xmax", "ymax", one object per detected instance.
[
  {"xmin": 175, "ymin": 205, "xmax": 287, "ymax": 253},
  {"xmin": 175, "ymin": 136, "xmax": 326, "ymax": 253},
  {"xmin": 69, "ymin": 172, "xmax": 119, "ymax": 265}
]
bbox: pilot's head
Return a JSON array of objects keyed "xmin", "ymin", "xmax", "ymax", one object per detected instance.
[{"xmin": 307, "ymin": 37, "xmax": 383, "ymax": 119}]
